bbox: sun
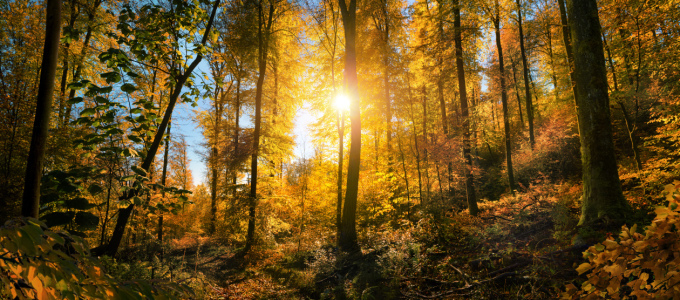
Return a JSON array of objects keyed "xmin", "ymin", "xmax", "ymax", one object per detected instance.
[{"xmin": 335, "ymin": 94, "xmax": 351, "ymax": 111}]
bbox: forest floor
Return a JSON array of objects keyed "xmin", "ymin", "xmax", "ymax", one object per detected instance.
[{"xmin": 160, "ymin": 180, "xmax": 650, "ymax": 299}]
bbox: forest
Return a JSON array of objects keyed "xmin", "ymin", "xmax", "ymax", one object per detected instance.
[{"xmin": 2, "ymin": 0, "xmax": 680, "ymax": 298}]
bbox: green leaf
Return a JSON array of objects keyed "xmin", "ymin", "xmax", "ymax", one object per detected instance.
[
  {"xmin": 74, "ymin": 212, "xmax": 99, "ymax": 231},
  {"xmin": 131, "ymin": 166, "xmax": 147, "ymax": 176},
  {"xmin": 63, "ymin": 197, "xmax": 94, "ymax": 210},
  {"xmin": 128, "ymin": 135, "xmax": 143, "ymax": 143},
  {"xmin": 80, "ymin": 108, "xmax": 96, "ymax": 117},
  {"xmin": 67, "ymin": 97, "xmax": 84, "ymax": 105},
  {"xmin": 121, "ymin": 83, "xmax": 137, "ymax": 93},
  {"xmin": 41, "ymin": 211, "xmax": 76, "ymax": 228}
]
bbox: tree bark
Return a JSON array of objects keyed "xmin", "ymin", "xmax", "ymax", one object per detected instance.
[
  {"xmin": 557, "ymin": 0, "xmax": 580, "ymax": 130},
  {"xmin": 22, "ymin": 0, "xmax": 62, "ymax": 218},
  {"xmin": 493, "ymin": 0, "xmax": 516, "ymax": 193},
  {"xmin": 568, "ymin": 0, "xmax": 628, "ymax": 225},
  {"xmin": 454, "ymin": 0, "xmax": 478, "ymax": 215},
  {"xmin": 244, "ymin": 0, "xmax": 275, "ymax": 253},
  {"xmin": 339, "ymin": 0, "xmax": 361, "ymax": 253},
  {"xmin": 158, "ymin": 121, "xmax": 171, "ymax": 258},
  {"xmin": 516, "ymin": 0, "xmax": 534, "ymax": 148}
]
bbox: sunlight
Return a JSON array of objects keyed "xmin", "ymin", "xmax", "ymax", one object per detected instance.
[{"xmin": 334, "ymin": 93, "xmax": 351, "ymax": 111}]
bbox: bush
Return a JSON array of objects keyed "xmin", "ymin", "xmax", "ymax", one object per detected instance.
[
  {"xmin": 0, "ymin": 218, "xmax": 191, "ymax": 299},
  {"xmin": 563, "ymin": 181, "xmax": 680, "ymax": 299}
]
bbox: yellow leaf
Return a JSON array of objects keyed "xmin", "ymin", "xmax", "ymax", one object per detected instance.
[{"xmin": 576, "ymin": 263, "xmax": 593, "ymax": 275}]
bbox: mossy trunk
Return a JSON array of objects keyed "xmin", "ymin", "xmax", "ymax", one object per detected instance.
[{"xmin": 568, "ymin": 0, "xmax": 628, "ymax": 225}]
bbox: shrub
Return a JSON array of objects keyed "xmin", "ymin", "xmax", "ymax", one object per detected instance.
[
  {"xmin": 563, "ymin": 181, "xmax": 680, "ymax": 299},
  {"xmin": 0, "ymin": 218, "xmax": 191, "ymax": 299}
]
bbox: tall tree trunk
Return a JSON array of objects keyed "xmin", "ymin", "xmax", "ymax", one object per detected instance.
[
  {"xmin": 421, "ymin": 87, "xmax": 431, "ymax": 204},
  {"xmin": 454, "ymin": 0, "xmax": 478, "ymax": 215},
  {"xmin": 557, "ymin": 0, "xmax": 581, "ymax": 131},
  {"xmin": 568, "ymin": 0, "xmax": 628, "ymax": 225},
  {"xmin": 22, "ymin": 0, "xmax": 62, "ymax": 218},
  {"xmin": 209, "ymin": 87, "xmax": 222, "ymax": 234},
  {"xmin": 245, "ymin": 0, "xmax": 274, "ymax": 253},
  {"xmin": 233, "ymin": 75, "xmax": 241, "ymax": 186},
  {"xmin": 493, "ymin": 0, "xmax": 516, "ymax": 193},
  {"xmin": 406, "ymin": 75, "xmax": 423, "ymax": 206},
  {"xmin": 516, "ymin": 0, "xmax": 535, "ymax": 148},
  {"xmin": 438, "ymin": 0, "xmax": 453, "ymax": 190},
  {"xmin": 382, "ymin": 0, "xmax": 392, "ymax": 171},
  {"xmin": 158, "ymin": 121, "xmax": 170, "ymax": 259},
  {"xmin": 546, "ymin": 22, "xmax": 559, "ymax": 103},
  {"xmin": 339, "ymin": 0, "xmax": 360, "ymax": 253}
]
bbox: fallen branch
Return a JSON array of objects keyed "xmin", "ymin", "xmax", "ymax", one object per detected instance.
[
  {"xmin": 486, "ymin": 260, "xmax": 530, "ymax": 277},
  {"xmin": 411, "ymin": 272, "xmax": 519, "ymax": 299}
]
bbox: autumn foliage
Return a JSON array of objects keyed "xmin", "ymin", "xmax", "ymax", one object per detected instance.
[{"xmin": 564, "ymin": 182, "xmax": 680, "ymax": 299}]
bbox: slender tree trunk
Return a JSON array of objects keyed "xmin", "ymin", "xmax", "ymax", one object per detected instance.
[
  {"xmin": 339, "ymin": 0, "xmax": 360, "ymax": 253},
  {"xmin": 454, "ymin": 0, "xmax": 478, "ymax": 214},
  {"xmin": 406, "ymin": 76, "xmax": 423, "ymax": 206},
  {"xmin": 546, "ymin": 24, "xmax": 559, "ymax": 103},
  {"xmin": 22, "ymin": 0, "xmax": 62, "ymax": 218},
  {"xmin": 64, "ymin": 0, "xmax": 101, "ymax": 126},
  {"xmin": 245, "ymin": 0, "xmax": 275, "ymax": 253},
  {"xmin": 159, "ymin": 122, "xmax": 170, "ymax": 259},
  {"xmin": 209, "ymin": 87, "xmax": 222, "ymax": 234},
  {"xmin": 396, "ymin": 125, "xmax": 411, "ymax": 218},
  {"xmin": 57, "ymin": 0, "xmax": 78, "ymax": 126},
  {"xmin": 516, "ymin": 0, "xmax": 534, "ymax": 148},
  {"xmin": 493, "ymin": 1, "xmax": 516, "ymax": 193},
  {"xmin": 568, "ymin": 0, "xmax": 628, "ymax": 225},
  {"xmin": 96, "ymin": 0, "xmax": 220, "ymax": 257},
  {"xmin": 509, "ymin": 55, "xmax": 525, "ymax": 128},
  {"xmin": 233, "ymin": 75, "xmax": 241, "ymax": 186},
  {"xmin": 421, "ymin": 87, "xmax": 431, "ymax": 204}
]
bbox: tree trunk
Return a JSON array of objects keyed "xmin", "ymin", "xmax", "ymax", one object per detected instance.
[
  {"xmin": 22, "ymin": 0, "xmax": 62, "ymax": 218},
  {"xmin": 509, "ymin": 55, "xmax": 525, "ymax": 128},
  {"xmin": 454, "ymin": 0, "xmax": 478, "ymax": 215},
  {"xmin": 159, "ymin": 122, "xmax": 170, "ymax": 257},
  {"xmin": 339, "ymin": 0, "xmax": 360, "ymax": 253},
  {"xmin": 557, "ymin": 0, "xmax": 581, "ymax": 130},
  {"xmin": 95, "ymin": 0, "xmax": 220, "ymax": 257},
  {"xmin": 245, "ymin": 0, "xmax": 274, "ymax": 253},
  {"xmin": 516, "ymin": 0, "xmax": 534, "ymax": 148},
  {"xmin": 57, "ymin": 0, "xmax": 78, "ymax": 126},
  {"xmin": 568, "ymin": 0, "xmax": 628, "ymax": 225},
  {"xmin": 493, "ymin": 0, "xmax": 516, "ymax": 193},
  {"xmin": 209, "ymin": 87, "xmax": 222, "ymax": 234}
]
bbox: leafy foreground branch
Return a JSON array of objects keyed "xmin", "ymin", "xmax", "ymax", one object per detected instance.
[{"xmin": 0, "ymin": 218, "xmax": 191, "ymax": 299}]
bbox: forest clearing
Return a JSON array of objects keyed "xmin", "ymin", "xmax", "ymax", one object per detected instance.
[{"xmin": 2, "ymin": 0, "xmax": 680, "ymax": 298}]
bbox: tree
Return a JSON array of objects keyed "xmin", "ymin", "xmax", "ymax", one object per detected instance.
[
  {"xmin": 453, "ymin": 0, "xmax": 478, "ymax": 215},
  {"xmin": 490, "ymin": 0, "xmax": 516, "ymax": 193},
  {"xmin": 515, "ymin": 0, "xmax": 534, "ymax": 148},
  {"xmin": 568, "ymin": 0, "xmax": 628, "ymax": 225},
  {"xmin": 21, "ymin": 0, "xmax": 62, "ymax": 218},
  {"xmin": 244, "ymin": 0, "xmax": 275, "ymax": 253},
  {"xmin": 96, "ymin": 0, "xmax": 222, "ymax": 257},
  {"xmin": 339, "ymin": 0, "xmax": 360, "ymax": 253}
]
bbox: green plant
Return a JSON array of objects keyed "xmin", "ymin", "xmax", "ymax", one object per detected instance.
[{"xmin": 0, "ymin": 218, "xmax": 191, "ymax": 299}]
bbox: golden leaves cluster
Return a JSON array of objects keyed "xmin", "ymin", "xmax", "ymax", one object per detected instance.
[{"xmin": 563, "ymin": 181, "xmax": 680, "ymax": 299}]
